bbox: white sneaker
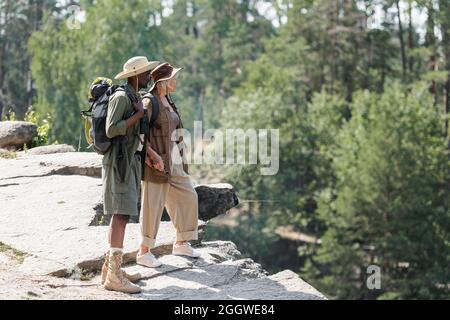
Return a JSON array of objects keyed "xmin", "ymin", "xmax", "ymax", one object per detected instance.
[
  {"xmin": 172, "ymin": 242, "xmax": 201, "ymax": 258},
  {"xmin": 136, "ymin": 252, "xmax": 162, "ymax": 268}
]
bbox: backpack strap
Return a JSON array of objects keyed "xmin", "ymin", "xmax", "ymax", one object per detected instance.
[
  {"xmin": 149, "ymin": 95, "xmax": 160, "ymax": 129},
  {"xmin": 138, "ymin": 93, "xmax": 161, "ymax": 181},
  {"xmin": 142, "ymin": 92, "xmax": 160, "ymax": 129},
  {"xmin": 113, "ymin": 85, "xmax": 138, "ymax": 119},
  {"xmin": 115, "ymin": 85, "xmax": 137, "ymax": 103},
  {"xmin": 80, "ymin": 101, "xmax": 95, "ymax": 117}
]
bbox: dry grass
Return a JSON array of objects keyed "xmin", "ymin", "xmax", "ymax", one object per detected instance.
[
  {"xmin": 0, "ymin": 149, "xmax": 17, "ymax": 159},
  {"xmin": 0, "ymin": 242, "xmax": 28, "ymax": 264}
]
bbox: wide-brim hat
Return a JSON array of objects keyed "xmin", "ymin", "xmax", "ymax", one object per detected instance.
[
  {"xmin": 114, "ymin": 56, "xmax": 160, "ymax": 80},
  {"xmin": 148, "ymin": 62, "xmax": 183, "ymax": 92}
]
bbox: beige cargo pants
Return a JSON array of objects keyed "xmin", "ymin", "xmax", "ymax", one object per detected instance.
[{"xmin": 139, "ymin": 159, "xmax": 198, "ymax": 248}]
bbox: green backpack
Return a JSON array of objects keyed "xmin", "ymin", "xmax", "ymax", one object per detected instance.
[{"xmin": 81, "ymin": 77, "xmax": 135, "ymax": 154}]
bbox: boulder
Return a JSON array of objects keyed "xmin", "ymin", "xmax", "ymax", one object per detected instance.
[
  {"xmin": 22, "ymin": 144, "xmax": 75, "ymax": 156},
  {"xmin": 161, "ymin": 183, "xmax": 239, "ymax": 222},
  {"xmin": 0, "ymin": 121, "xmax": 37, "ymax": 149},
  {"xmin": 196, "ymin": 183, "xmax": 239, "ymax": 220}
]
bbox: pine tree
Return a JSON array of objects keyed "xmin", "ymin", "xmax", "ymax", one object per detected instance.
[{"xmin": 304, "ymin": 82, "xmax": 450, "ymax": 299}]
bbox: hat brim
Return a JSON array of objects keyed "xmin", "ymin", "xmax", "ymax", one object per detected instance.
[
  {"xmin": 114, "ymin": 61, "xmax": 160, "ymax": 80},
  {"xmin": 148, "ymin": 67, "xmax": 183, "ymax": 92}
]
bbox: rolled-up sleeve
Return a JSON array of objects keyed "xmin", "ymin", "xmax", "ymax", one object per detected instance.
[{"xmin": 106, "ymin": 94, "xmax": 128, "ymax": 138}]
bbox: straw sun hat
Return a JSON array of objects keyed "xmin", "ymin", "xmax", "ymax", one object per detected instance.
[
  {"xmin": 114, "ymin": 56, "xmax": 160, "ymax": 80},
  {"xmin": 148, "ymin": 62, "xmax": 183, "ymax": 92}
]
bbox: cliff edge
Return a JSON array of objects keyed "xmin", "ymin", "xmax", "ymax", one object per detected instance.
[{"xmin": 0, "ymin": 151, "xmax": 325, "ymax": 300}]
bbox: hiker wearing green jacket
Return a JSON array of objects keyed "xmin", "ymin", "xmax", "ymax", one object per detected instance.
[{"xmin": 101, "ymin": 56, "xmax": 159, "ymax": 294}]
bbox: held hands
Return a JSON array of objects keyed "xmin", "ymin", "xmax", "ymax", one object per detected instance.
[{"xmin": 145, "ymin": 147, "xmax": 164, "ymax": 172}]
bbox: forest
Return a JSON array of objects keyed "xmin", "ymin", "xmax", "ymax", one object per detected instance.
[{"xmin": 0, "ymin": 0, "xmax": 449, "ymax": 299}]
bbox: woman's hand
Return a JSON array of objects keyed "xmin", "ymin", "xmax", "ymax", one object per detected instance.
[
  {"xmin": 145, "ymin": 155, "xmax": 164, "ymax": 172},
  {"xmin": 145, "ymin": 148, "xmax": 164, "ymax": 172}
]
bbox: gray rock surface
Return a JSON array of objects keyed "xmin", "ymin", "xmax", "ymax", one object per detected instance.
[
  {"xmin": 0, "ymin": 241, "xmax": 326, "ymax": 300},
  {"xmin": 0, "ymin": 121, "xmax": 37, "ymax": 149},
  {"xmin": 0, "ymin": 151, "xmax": 102, "ymax": 179},
  {"xmin": 0, "ymin": 151, "xmax": 326, "ymax": 300},
  {"xmin": 20, "ymin": 144, "xmax": 76, "ymax": 155}
]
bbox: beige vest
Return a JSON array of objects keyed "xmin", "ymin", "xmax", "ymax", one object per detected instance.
[{"xmin": 143, "ymin": 95, "xmax": 189, "ymax": 183}]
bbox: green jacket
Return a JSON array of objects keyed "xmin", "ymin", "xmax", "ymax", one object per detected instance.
[{"xmin": 102, "ymin": 83, "xmax": 141, "ymax": 180}]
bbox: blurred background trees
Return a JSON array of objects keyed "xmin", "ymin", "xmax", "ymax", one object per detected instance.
[{"xmin": 0, "ymin": 0, "xmax": 449, "ymax": 299}]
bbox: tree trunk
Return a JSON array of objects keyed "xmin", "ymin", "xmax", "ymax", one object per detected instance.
[
  {"xmin": 192, "ymin": 0, "xmax": 199, "ymax": 39},
  {"xmin": 329, "ymin": 1, "xmax": 339, "ymax": 92},
  {"xmin": 0, "ymin": 0, "xmax": 12, "ymax": 119},
  {"xmin": 408, "ymin": 0, "xmax": 414, "ymax": 73},
  {"xmin": 439, "ymin": 0, "xmax": 450, "ymax": 142},
  {"xmin": 425, "ymin": 2, "xmax": 437, "ymax": 105},
  {"xmin": 26, "ymin": 1, "xmax": 41, "ymax": 109},
  {"xmin": 198, "ymin": 88, "xmax": 204, "ymax": 135},
  {"xmin": 395, "ymin": 0, "xmax": 407, "ymax": 79},
  {"xmin": 445, "ymin": 80, "xmax": 450, "ymax": 142}
]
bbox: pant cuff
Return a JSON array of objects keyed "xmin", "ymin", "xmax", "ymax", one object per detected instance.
[
  {"xmin": 177, "ymin": 230, "xmax": 198, "ymax": 242},
  {"xmin": 141, "ymin": 236, "xmax": 156, "ymax": 248}
]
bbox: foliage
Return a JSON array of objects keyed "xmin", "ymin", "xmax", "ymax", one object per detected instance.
[
  {"xmin": 24, "ymin": 109, "xmax": 52, "ymax": 147},
  {"xmin": 303, "ymin": 82, "xmax": 450, "ymax": 299}
]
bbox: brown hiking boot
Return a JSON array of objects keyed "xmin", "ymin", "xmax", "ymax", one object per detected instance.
[
  {"xmin": 104, "ymin": 251, "xmax": 141, "ymax": 294},
  {"xmin": 101, "ymin": 252, "xmax": 141, "ymax": 285}
]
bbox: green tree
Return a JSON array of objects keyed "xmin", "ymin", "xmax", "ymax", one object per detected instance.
[
  {"xmin": 28, "ymin": 0, "xmax": 272, "ymax": 146},
  {"xmin": 0, "ymin": 0, "xmax": 58, "ymax": 119},
  {"xmin": 304, "ymin": 82, "xmax": 450, "ymax": 299},
  {"xmin": 29, "ymin": 0, "xmax": 170, "ymax": 146}
]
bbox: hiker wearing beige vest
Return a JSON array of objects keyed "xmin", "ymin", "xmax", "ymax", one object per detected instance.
[{"xmin": 137, "ymin": 62, "xmax": 200, "ymax": 268}]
